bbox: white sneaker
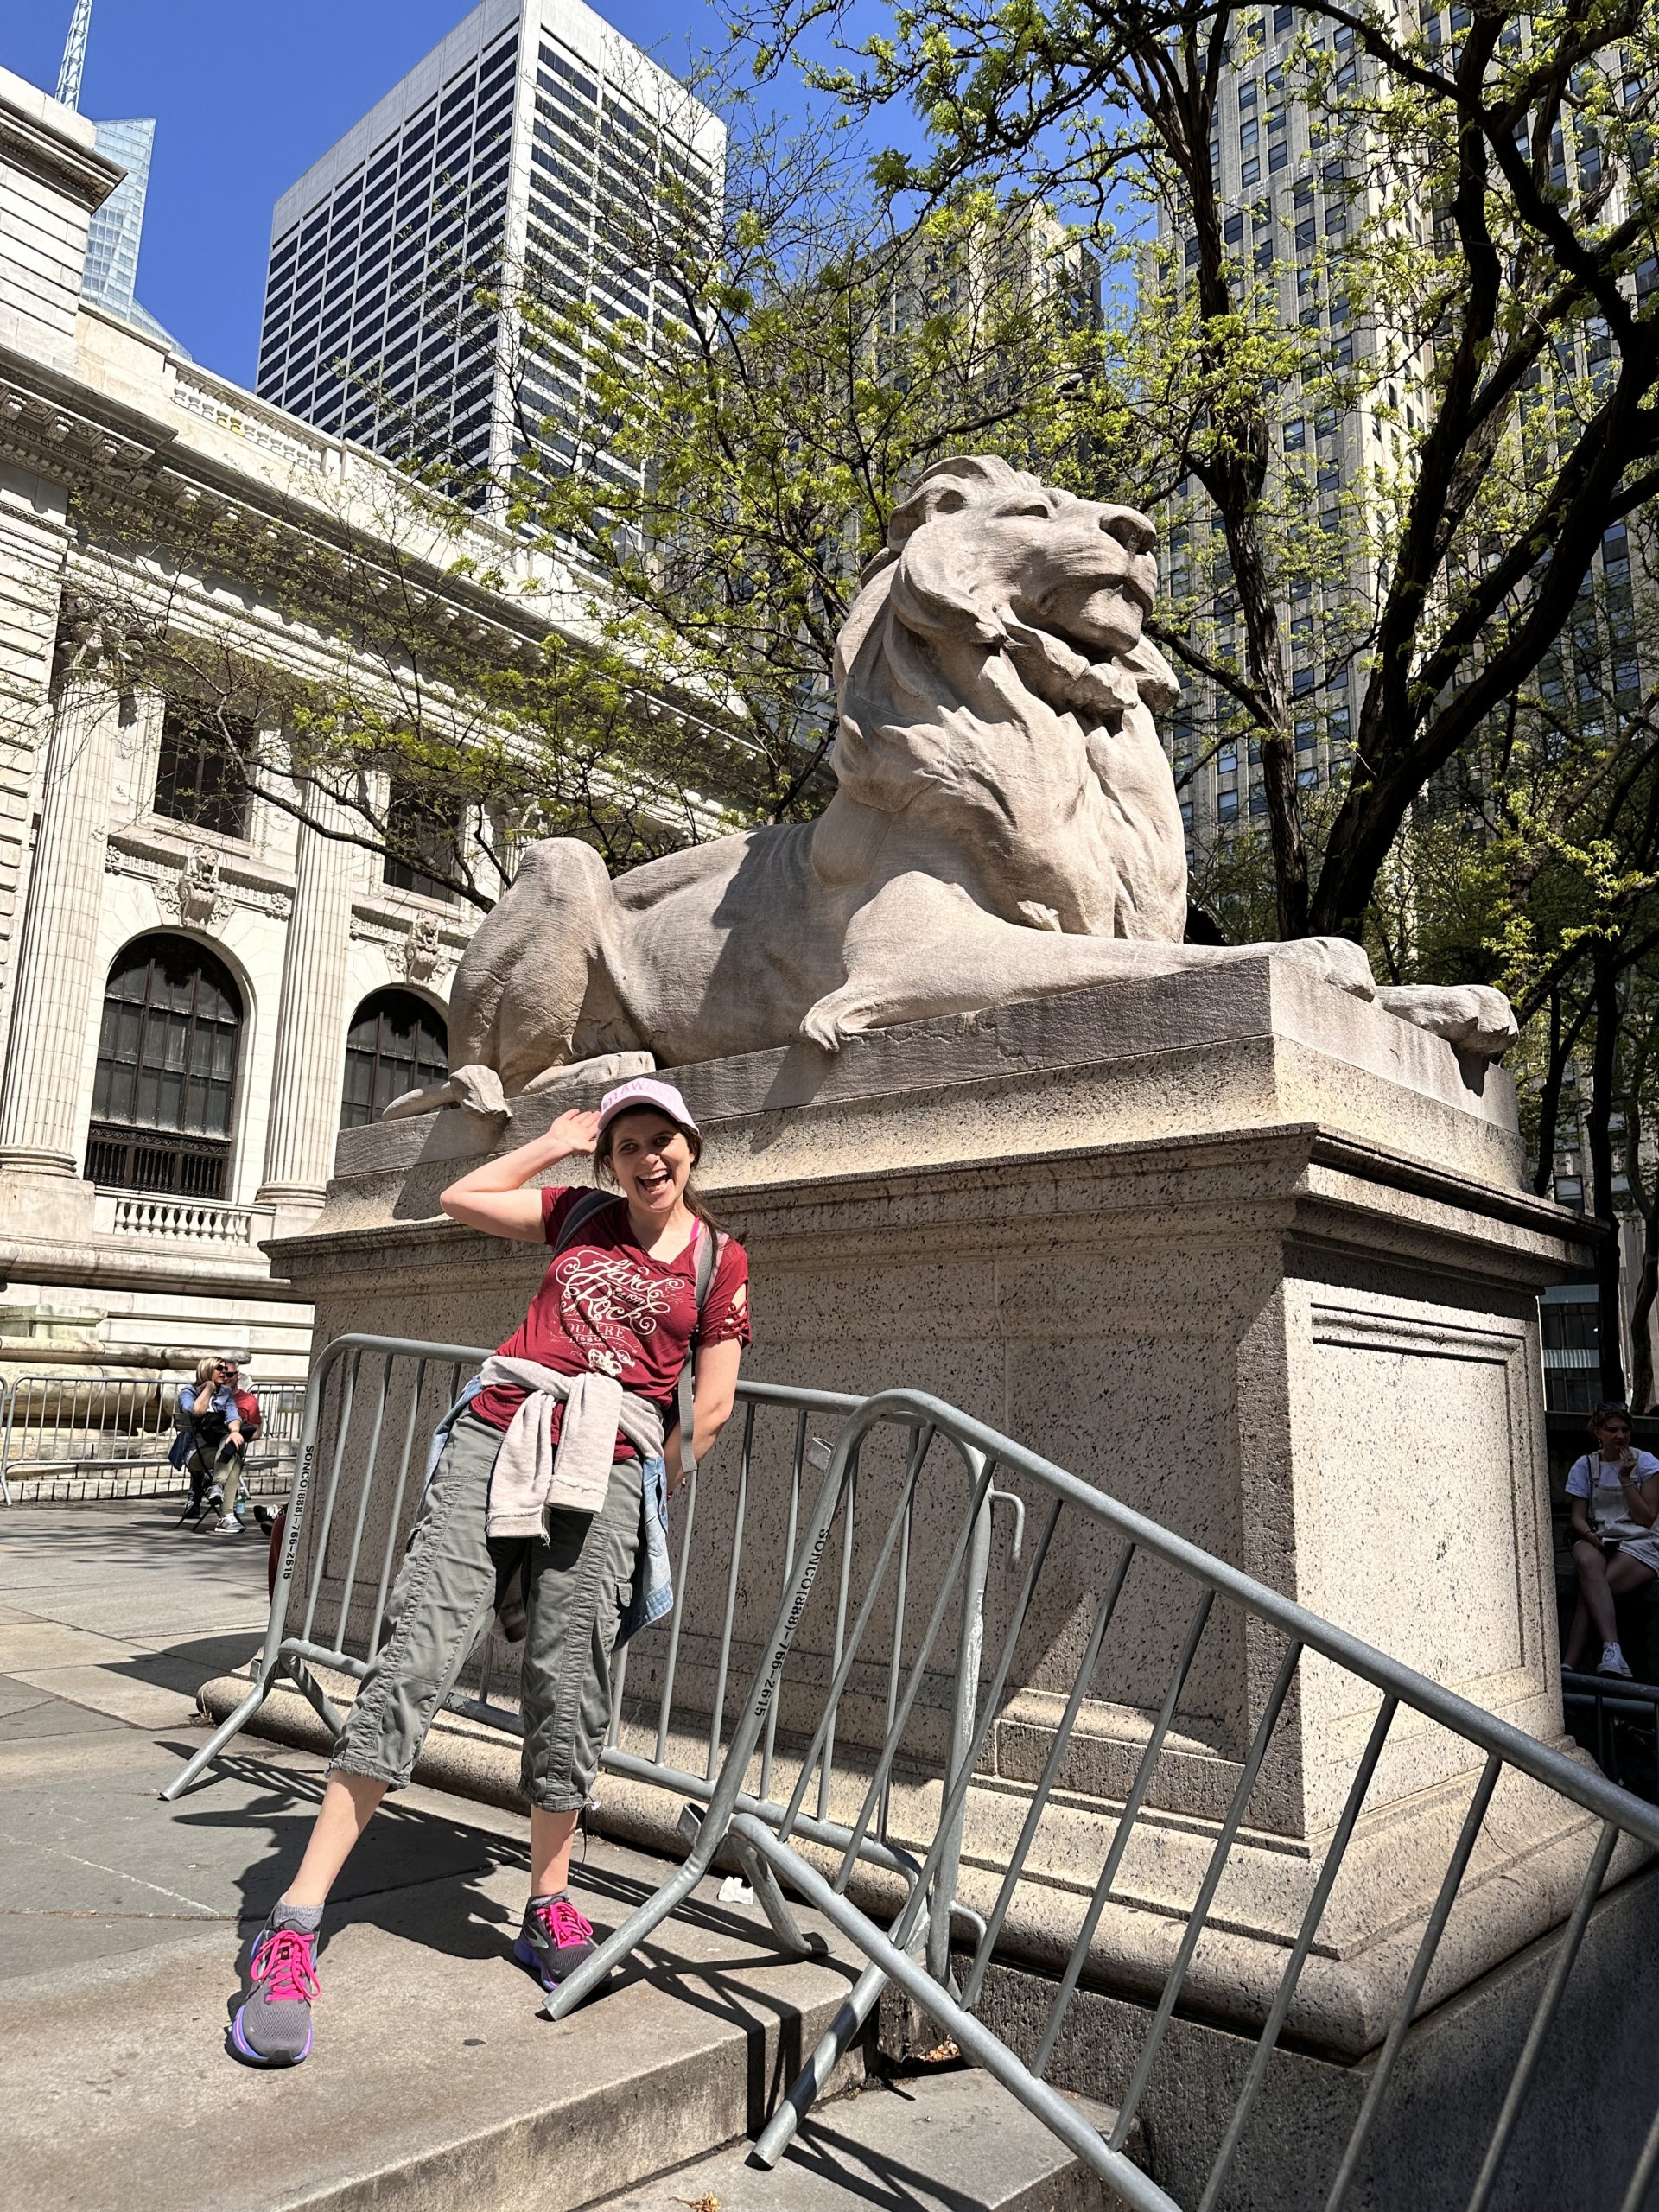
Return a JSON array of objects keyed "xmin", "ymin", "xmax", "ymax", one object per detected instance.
[
  {"xmin": 1599, "ymin": 1643, "xmax": 1634, "ymax": 1678},
  {"xmin": 215, "ymin": 1516, "xmax": 242, "ymax": 1535}
]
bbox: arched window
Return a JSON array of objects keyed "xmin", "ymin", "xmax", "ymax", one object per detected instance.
[
  {"xmin": 340, "ymin": 988, "xmax": 448, "ymax": 1129},
  {"xmin": 86, "ymin": 936, "xmax": 244, "ymax": 1198}
]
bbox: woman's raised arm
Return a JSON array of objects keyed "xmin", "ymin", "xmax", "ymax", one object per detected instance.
[{"xmin": 440, "ymin": 1111, "xmax": 601, "ymax": 1243}]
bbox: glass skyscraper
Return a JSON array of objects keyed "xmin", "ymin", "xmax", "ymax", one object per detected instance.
[
  {"xmin": 256, "ymin": 0, "xmax": 722, "ymax": 486},
  {"xmin": 82, "ymin": 117, "xmax": 182, "ymax": 353},
  {"xmin": 83, "ymin": 118, "xmax": 151, "ymax": 319}
]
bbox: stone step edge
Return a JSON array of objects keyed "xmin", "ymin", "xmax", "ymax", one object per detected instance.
[
  {"xmin": 175, "ymin": 1683, "xmax": 875, "ymax": 2212},
  {"xmin": 190, "ymin": 1670, "xmax": 1621, "ymax": 2066},
  {"xmin": 593, "ymin": 2074, "xmax": 1132, "ymax": 2212}
]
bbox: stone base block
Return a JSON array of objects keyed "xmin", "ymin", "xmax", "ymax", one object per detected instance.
[
  {"xmin": 270, "ymin": 958, "xmax": 1602, "ymax": 2073},
  {"xmin": 910, "ymin": 1859, "xmax": 1659, "ymax": 2211}
]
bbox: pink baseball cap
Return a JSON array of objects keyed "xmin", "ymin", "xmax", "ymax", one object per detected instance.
[{"xmin": 595, "ymin": 1077, "xmax": 700, "ymax": 1138}]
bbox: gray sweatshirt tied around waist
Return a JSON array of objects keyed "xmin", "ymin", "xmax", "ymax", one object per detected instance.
[{"xmin": 478, "ymin": 1355, "xmax": 665, "ymax": 1541}]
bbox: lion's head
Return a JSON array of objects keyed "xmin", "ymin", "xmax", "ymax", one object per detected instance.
[{"xmin": 825, "ymin": 456, "xmax": 1186, "ymax": 942}]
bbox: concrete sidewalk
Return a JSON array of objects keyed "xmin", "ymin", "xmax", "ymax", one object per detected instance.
[
  {"xmin": 0, "ymin": 1497, "xmax": 276, "ymax": 1979},
  {"xmin": 0, "ymin": 1497, "xmax": 1123, "ymax": 2212},
  {"xmin": 0, "ymin": 1501, "xmax": 867, "ymax": 2207}
]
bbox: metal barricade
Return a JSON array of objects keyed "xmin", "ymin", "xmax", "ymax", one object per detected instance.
[
  {"xmin": 0, "ymin": 1371, "xmax": 303, "ymax": 1504},
  {"xmin": 1562, "ymin": 1665, "xmax": 1659, "ymax": 1801},
  {"xmin": 544, "ymin": 1384, "xmax": 1659, "ymax": 2212},
  {"xmin": 161, "ymin": 1341, "xmax": 1659, "ymax": 2209},
  {"xmin": 161, "ymin": 1335, "xmax": 1008, "ymax": 1979}
]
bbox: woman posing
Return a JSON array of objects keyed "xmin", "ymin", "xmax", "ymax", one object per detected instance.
[
  {"xmin": 1563, "ymin": 1403, "xmax": 1659, "ymax": 1680},
  {"xmin": 231, "ymin": 1077, "xmax": 749, "ymax": 2067}
]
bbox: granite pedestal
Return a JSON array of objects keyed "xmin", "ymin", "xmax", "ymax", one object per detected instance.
[{"xmin": 269, "ymin": 958, "xmax": 1638, "ymax": 2209}]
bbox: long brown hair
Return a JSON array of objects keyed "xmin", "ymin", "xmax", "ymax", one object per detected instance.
[{"xmin": 595, "ymin": 1108, "xmax": 726, "ymax": 1236}]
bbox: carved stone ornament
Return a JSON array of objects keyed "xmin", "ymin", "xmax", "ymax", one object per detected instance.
[
  {"xmin": 156, "ymin": 844, "xmax": 233, "ymax": 931},
  {"xmin": 395, "ymin": 914, "xmax": 448, "ymax": 985}
]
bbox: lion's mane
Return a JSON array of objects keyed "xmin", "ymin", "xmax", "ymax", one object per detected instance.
[{"xmin": 824, "ymin": 456, "xmax": 1187, "ymax": 942}]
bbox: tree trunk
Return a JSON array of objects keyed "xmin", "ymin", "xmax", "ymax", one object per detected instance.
[
  {"xmin": 1533, "ymin": 988, "xmax": 1564, "ymax": 1200},
  {"xmin": 1630, "ymin": 1217, "xmax": 1658, "ymax": 1415},
  {"xmin": 1586, "ymin": 949, "xmax": 1628, "ymax": 1406}
]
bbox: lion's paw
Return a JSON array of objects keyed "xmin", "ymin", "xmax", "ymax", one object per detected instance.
[
  {"xmin": 1274, "ymin": 935, "xmax": 1376, "ymax": 1002},
  {"xmin": 799, "ymin": 995, "xmax": 860, "ymax": 1053},
  {"xmin": 1376, "ymin": 984, "xmax": 1518, "ymax": 1060}
]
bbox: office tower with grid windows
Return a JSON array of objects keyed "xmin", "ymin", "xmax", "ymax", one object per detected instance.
[
  {"xmin": 256, "ymin": 0, "xmax": 722, "ymax": 484},
  {"xmin": 1155, "ymin": 5, "xmax": 1643, "ymax": 865},
  {"xmin": 1155, "ymin": 3, "xmax": 1406, "ymax": 857}
]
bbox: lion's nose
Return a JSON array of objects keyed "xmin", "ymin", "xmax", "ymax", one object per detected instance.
[{"xmin": 1097, "ymin": 507, "xmax": 1156, "ymax": 557}]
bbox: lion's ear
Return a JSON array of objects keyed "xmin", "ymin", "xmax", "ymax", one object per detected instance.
[{"xmin": 888, "ymin": 527, "xmax": 1007, "ymax": 648}]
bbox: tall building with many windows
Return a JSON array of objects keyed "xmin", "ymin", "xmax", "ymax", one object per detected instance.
[
  {"xmin": 1154, "ymin": 3, "xmax": 1407, "ymax": 857},
  {"xmin": 1154, "ymin": 6, "xmax": 1656, "ymax": 1395},
  {"xmin": 1154, "ymin": 5, "xmax": 1643, "ymax": 866},
  {"xmin": 255, "ymin": 0, "xmax": 722, "ymax": 486}
]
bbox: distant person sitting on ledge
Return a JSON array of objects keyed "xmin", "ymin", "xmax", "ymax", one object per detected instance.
[{"xmin": 1564, "ymin": 1404, "xmax": 1659, "ymax": 1679}]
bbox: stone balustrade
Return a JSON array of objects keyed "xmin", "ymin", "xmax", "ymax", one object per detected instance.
[
  {"xmin": 169, "ymin": 360, "xmax": 331, "ymax": 474},
  {"xmin": 97, "ymin": 1188, "xmax": 273, "ymax": 1249}
]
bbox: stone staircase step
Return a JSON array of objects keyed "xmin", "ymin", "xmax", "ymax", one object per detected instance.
[
  {"xmin": 3, "ymin": 1808, "xmax": 871, "ymax": 2212},
  {"xmin": 605, "ymin": 2068, "xmax": 1123, "ymax": 2212}
]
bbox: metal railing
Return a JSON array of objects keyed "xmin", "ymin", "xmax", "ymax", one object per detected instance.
[
  {"xmin": 1562, "ymin": 1666, "xmax": 1659, "ymax": 1802},
  {"xmin": 549, "ymin": 1383, "xmax": 1659, "ymax": 2212},
  {"xmin": 0, "ymin": 1373, "xmax": 304, "ymax": 1504},
  {"xmin": 161, "ymin": 1338, "xmax": 1659, "ymax": 2210},
  {"xmin": 160, "ymin": 1336, "xmax": 1014, "ymax": 1985}
]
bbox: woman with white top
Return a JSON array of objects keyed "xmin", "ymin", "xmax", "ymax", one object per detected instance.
[{"xmin": 1563, "ymin": 1404, "xmax": 1659, "ymax": 1678}]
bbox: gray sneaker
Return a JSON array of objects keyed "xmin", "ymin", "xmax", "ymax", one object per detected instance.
[
  {"xmin": 232, "ymin": 1908, "xmax": 319, "ymax": 2066},
  {"xmin": 513, "ymin": 1892, "xmax": 594, "ymax": 1991}
]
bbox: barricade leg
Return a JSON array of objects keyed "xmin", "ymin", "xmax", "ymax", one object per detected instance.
[
  {"xmin": 542, "ymin": 1850, "xmax": 716, "ymax": 2019},
  {"xmin": 677, "ymin": 1800, "xmax": 825, "ymax": 1962},
  {"xmin": 728, "ymin": 1828, "xmax": 828, "ymax": 1963},
  {"xmin": 732, "ymin": 1816, "xmax": 1177, "ymax": 2212},
  {"xmin": 162, "ymin": 1674, "xmax": 278, "ymax": 1801},
  {"xmin": 753, "ymin": 1957, "xmax": 890, "ymax": 2167},
  {"xmin": 284, "ymin": 1656, "xmax": 348, "ymax": 1738}
]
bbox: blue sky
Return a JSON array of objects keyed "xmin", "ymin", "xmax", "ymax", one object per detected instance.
[{"xmin": 2, "ymin": 1, "xmax": 729, "ymax": 385}]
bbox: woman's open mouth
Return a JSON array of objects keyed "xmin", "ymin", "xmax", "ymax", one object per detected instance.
[{"xmin": 636, "ymin": 1167, "xmax": 673, "ymax": 1199}]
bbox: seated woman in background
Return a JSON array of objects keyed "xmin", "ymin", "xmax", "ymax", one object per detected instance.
[
  {"xmin": 171, "ymin": 1355, "xmax": 246, "ymax": 1533},
  {"xmin": 1563, "ymin": 1403, "xmax": 1659, "ymax": 1679}
]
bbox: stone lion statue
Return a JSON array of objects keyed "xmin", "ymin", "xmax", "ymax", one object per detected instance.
[{"xmin": 401, "ymin": 455, "xmax": 1513, "ymax": 1116}]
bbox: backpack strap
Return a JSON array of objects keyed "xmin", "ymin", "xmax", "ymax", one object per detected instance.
[
  {"xmin": 550, "ymin": 1187, "xmax": 618, "ymax": 1255},
  {"xmin": 677, "ymin": 1222, "xmax": 721, "ymax": 1484}
]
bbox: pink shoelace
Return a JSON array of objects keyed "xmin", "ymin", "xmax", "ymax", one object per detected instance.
[
  {"xmin": 534, "ymin": 1898, "xmax": 594, "ymax": 1948},
  {"xmin": 253, "ymin": 1926, "xmax": 319, "ymax": 2004}
]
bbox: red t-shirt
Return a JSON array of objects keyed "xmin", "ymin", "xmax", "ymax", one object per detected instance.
[{"xmin": 469, "ymin": 1188, "xmax": 752, "ymax": 1457}]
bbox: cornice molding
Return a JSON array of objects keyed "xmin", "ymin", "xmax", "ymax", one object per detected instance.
[
  {"xmin": 0, "ymin": 343, "xmax": 573, "ymax": 666},
  {"xmin": 0, "ymin": 340, "xmax": 734, "ymax": 756},
  {"xmin": 0, "ymin": 94, "xmax": 123, "ymax": 211},
  {"xmin": 105, "ymin": 823, "xmax": 296, "ymax": 920}
]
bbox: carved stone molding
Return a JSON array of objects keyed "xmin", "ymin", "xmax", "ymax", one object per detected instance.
[
  {"xmin": 349, "ymin": 900, "xmax": 469, "ymax": 988},
  {"xmin": 105, "ymin": 829, "xmax": 294, "ymax": 923},
  {"xmin": 155, "ymin": 843, "xmax": 233, "ymax": 931}
]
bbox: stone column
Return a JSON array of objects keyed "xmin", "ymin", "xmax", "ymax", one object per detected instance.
[
  {"xmin": 0, "ymin": 479, "xmax": 71, "ymax": 1043},
  {"xmin": 257, "ymin": 795, "xmax": 355, "ymax": 1210},
  {"xmin": 0, "ymin": 677, "xmax": 121, "ymax": 1174}
]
